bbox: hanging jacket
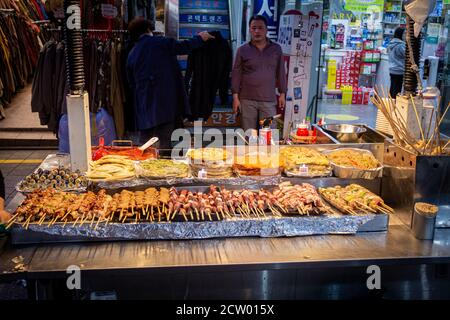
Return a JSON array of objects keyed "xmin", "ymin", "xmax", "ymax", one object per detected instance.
[
  {"xmin": 184, "ymin": 31, "xmax": 232, "ymax": 121},
  {"xmin": 126, "ymin": 34, "xmax": 203, "ymax": 130}
]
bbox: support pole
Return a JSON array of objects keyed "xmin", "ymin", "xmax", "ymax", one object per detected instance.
[{"xmin": 67, "ymin": 93, "xmax": 91, "ymax": 172}]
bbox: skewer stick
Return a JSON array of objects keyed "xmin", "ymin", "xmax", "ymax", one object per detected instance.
[
  {"xmin": 122, "ymin": 215, "xmax": 127, "ymax": 223},
  {"xmin": 215, "ymin": 211, "xmax": 221, "ymax": 221},
  {"xmin": 437, "ymin": 102, "xmax": 450, "ymax": 128},
  {"xmin": 72, "ymin": 216, "xmax": 80, "ymax": 227},
  {"xmin": 189, "ymin": 210, "xmax": 194, "ymax": 221},
  {"xmin": 90, "ymin": 216, "xmax": 96, "ymax": 227},
  {"xmin": 24, "ymin": 216, "xmax": 32, "ymax": 230},
  {"xmin": 134, "ymin": 212, "xmax": 138, "ymax": 224},
  {"xmin": 376, "ymin": 206, "xmax": 390, "ymax": 214},
  {"xmin": 94, "ymin": 217, "xmax": 102, "ymax": 230},
  {"xmin": 410, "ymin": 94, "xmax": 425, "ymax": 142},
  {"xmin": 5, "ymin": 212, "xmax": 20, "ymax": 226},
  {"xmin": 181, "ymin": 211, "xmax": 188, "ymax": 222},
  {"xmin": 207, "ymin": 211, "xmax": 212, "ymax": 221},
  {"xmin": 356, "ymin": 201, "xmax": 377, "ymax": 213},
  {"xmin": 158, "ymin": 205, "xmax": 161, "ymax": 222},
  {"xmin": 38, "ymin": 214, "xmax": 47, "ymax": 225},
  {"xmin": 220, "ymin": 208, "xmax": 226, "ymax": 219},
  {"xmin": 200, "ymin": 209, "xmax": 205, "ymax": 220},
  {"xmin": 380, "ymin": 202, "xmax": 394, "ymax": 212},
  {"xmin": 172, "ymin": 210, "xmax": 178, "ymax": 220},
  {"xmin": 195, "ymin": 208, "xmax": 200, "ymax": 221},
  {"xmin": 63, "ymin": 218, "xmax": 69, "ymax": 227}
]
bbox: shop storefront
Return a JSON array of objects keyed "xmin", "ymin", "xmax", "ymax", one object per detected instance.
[{"xmin": 1, "ymin": 0, "xmax": 450, "ymax": 301}]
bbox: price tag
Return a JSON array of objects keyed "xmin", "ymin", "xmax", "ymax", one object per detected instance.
[
  {"xmin": 198, "ymin": 169, "xmax": 207, "ymax": 179},
  {"xmin": 298, "ymin": 164, "xmax": 309, "ymax": 176},
  {"xmin": 101, "ymin": 4, "xmax": 118, "ymax": 19}
]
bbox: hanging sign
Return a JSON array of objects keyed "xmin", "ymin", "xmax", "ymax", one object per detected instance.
[
  {"xmin": 344, "ymin": 0, "xmax": 384, "ymax": 13},
  {"xmin": 253, "ymin": 0, "xmax": 279, "ymax": 40}
]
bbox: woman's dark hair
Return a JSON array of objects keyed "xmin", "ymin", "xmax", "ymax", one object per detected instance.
[
  {"xmin": 394, "ymin": 27, "xmax": 405, "ymax": 40},
  {"xmin": 249, "ymin": 15, "xmax": 268, "ymax": 27},
  {"xmin": 128, "ymin": 17, "xmax": 153, "ymax": 41}
]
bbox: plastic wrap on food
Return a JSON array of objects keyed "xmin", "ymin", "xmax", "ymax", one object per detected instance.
[
  {"xmin": 12, "ymin": 214, "xmax": 378, "ymax": 241},
  {"xmin": 283, "ymin": 166, "xmax": 333, "ymax": 178},
  {"xmin": 16, "ymin": 154, "xmax": 88, "ymax": 193},
  {"xmin": 192, "ymin": 175, "xmax": 281, "ymax": 186},
  {"xmin": 323, "ymin": 148, "xmax": 383, "ymax": 180},
  {"xmin": 136, "ymin": 159, "xmax": 190, "ymax": 179}
]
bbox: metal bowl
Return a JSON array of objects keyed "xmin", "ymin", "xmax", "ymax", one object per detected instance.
[{"xmin": 322, "ymin": 124, "xmax": 367, "ymax": 143}]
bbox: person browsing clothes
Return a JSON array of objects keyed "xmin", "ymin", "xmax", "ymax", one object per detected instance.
[{"xmin": 126, "ymin": 18, "xmax": 214, "ymax": 148}]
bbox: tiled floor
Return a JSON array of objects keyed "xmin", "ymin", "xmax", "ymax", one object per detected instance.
[{"xmin": 0, "ymin": 84, "xmax": 46, "ymax": 130}]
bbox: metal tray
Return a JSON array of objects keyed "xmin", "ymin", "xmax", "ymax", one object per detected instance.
[{"xmin": 323, "ymin": 148, "xmax": 383, "ymax": 179}]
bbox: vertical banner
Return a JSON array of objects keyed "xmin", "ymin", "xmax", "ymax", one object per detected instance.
[
  {"xmin": 278, "ymin": 8, "xmax": 323, "ymax": 138},
  {"xmin": 253, "ymin": 0, "xmax": 278, "ymax": 40}
]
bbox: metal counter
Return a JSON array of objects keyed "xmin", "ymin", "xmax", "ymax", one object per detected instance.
[{"xmin": 1, "ymin": 213, "xmax": 449, "ymax": 278}]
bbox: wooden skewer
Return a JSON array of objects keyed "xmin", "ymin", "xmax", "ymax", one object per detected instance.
[
  {"xmin": 5, "ymin": 212, "xmax": 20, "ymax": 226},
  {"xmin": 206, "ymin": 211, "xmax": 212, "ymax": 221},
  {"xmin": 63, "ymin": 218, "xmax": 69, "ymax": 227},
  {"xmin": 189, "ymin": 210, "xmax": 194, "ymax": 221},
  {"xmin": 134, "ymin": 212, "xmax": 138, "ymax": 224},
  {"xmin": 5, "ymin": 217, "xmax": 18, "ymax": 230},
  {"xmin": 195, "ymin": 208, "xmax": 200, "ymax": 221},
  {"xmin": 199, "ymin": 209, "xmax": 205, "ymax": 220},
  {"xmin": 220, "ymin": 208, "xmax": 226, "ymax": 219},
  {"xmin": 72, "ymin": 216, "xmax": 80, "ymax": 227},
  {"xmin": 437, "ymin": 101, "xmax": 450, "ymax": 128},
  {"xmin": 90, "ymin": 216, "xmax": 96, "ymax": 228},
  {"xmin": 121, "ymin": 215, "xmax": 127, "ymax": 223},
  {"xmin": 376, "ymin": 206, "xmax": 390, "ymax": 214},
  {"xmin": 38, "ymin": 214, "xmax": 47, "ymax": 225},
  {"xmin": 215, "ymin": 211, "xmax": 221, "ymax": 221},
  {"xmin": 181, "ymin": 211, "xmax": 188, "ymax": 222},
  {"xmin": 23, "ymin": 216, "xmax": 32, "ymax": 230},
  {"xmin": 410, "ymin": 94, "xmax": 425, "ymax": 142},
  {"xmin": 158, "ymin": 206, "xmax": 161, "ymax": 222},
  {"xmin": 381, "ymin": 203, "xmax": 395, "ymax": 213},
  {"xmin": 171, "ymin": 210, "xmax": 178, "ymax": 220},
  {"xmin": 356, "ymin": 201, "xmax": 377, "ymax": 213},
  {"xmin": 94, "ymin": 218, "xmax": 102, "ymax": 230}
]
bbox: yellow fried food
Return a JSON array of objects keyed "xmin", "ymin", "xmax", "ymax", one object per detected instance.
[
  {"xmin": 326, "ymin": 149, "xmax": 379, "ymax": 169},
  {"xmin": 188, "ymin": 148, "xmax": 229, "ymax": 162}
]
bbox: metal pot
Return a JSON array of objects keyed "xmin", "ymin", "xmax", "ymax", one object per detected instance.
[{"xmin": 322, "ymin": 124, "xmax": 367, "ymax": 143}]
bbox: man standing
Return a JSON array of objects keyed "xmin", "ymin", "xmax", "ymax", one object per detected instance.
[
  {"xmin": 127, "ymin": 18, "xmax": 214, "ymax": 148},
  {"xmin": 231, "ymin": 15, "xmax": 287, "ymax": 132}
]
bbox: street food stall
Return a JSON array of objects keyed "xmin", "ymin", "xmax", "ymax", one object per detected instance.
[{"xmin": 1, "ymin": 123, "xmax": 450, "ymax": 299}]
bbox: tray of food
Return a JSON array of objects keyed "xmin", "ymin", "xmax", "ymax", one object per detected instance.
[
  {"xmin": 323, "ymin": 148, "xmax": 383, "ymax": 179},
  {"xmin": 136, "ymin": 159, "xmax": 190, "ymax": 179},
  {"xmin": 16, "ymin": 167, "xmax": 88, "ymax": 193},
  {"xmin": 86, "ymin": 155, "xmax": 136, "ymax": 181},
  {"xmin": 188, "ymin": 148, "xmax": 234, "ymax": 179},
  {"xmin": 92, "ymin": 140, "xmax": 158, "ymax": 161},
  {"xmin": 280, "ymin": 146, "xmax": 332, "ymax": 177},
  {"xmin": 233, "ymin": 151, "xmax": 281, "ymax": 177},
  {"xmin": 318, "ymin": 184, "xmax": 394, "ymax": 215}
]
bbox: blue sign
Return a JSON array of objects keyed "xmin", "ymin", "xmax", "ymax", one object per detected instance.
[
  {"xmin": 179, "ymin": 0, "xmax": 228, "ymax": 10},
  {"xmin": 253, "ymin": 0, "xmax": 278, "ymax": 40},
  {"xmin": 179, "ymin": 27, "xmax": 230, "ymax": 40},
  {"xmin": 180, "ymin": 14, "xmax": 228, "ymax": 25}
]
